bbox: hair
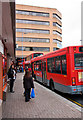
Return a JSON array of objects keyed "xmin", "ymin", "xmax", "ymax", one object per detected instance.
[{"xmin": 24, "ymin": 70, "xmax": 31, "ymax": 79}]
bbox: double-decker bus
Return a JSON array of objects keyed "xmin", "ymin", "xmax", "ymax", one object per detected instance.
[
  {"xmin": 24, "ymin": 52, "xmax": 43, "ymax": 71},
  {"xmin": 31, "ymin": 46, "xmax": 83, "ymax": 94}
]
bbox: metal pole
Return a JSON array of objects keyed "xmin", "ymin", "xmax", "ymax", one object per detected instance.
[{"xmin": 22, "ymin": 32, "xmax": 24, "ymax": 72}]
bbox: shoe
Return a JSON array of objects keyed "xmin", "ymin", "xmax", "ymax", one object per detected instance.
[
  {"xmin": 25, "ymin": 100, "xmax": 29, "ymax": 102},
  {"xmin": 10, "ymin": 91, "xmax": 15, "ymax": 93}
]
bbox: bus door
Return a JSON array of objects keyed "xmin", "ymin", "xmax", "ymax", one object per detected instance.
[
  {"xmin": 31, "ymin": 62, "xmax": 34, "ymax": 77},
  {"xmin": 42, "ymin": 61, "xmax": 47, "ymax": 84}
]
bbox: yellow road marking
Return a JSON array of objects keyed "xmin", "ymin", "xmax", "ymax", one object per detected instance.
[{"xmin": 68, "ymin": 98, "xmax": 83, "ymax": 108}]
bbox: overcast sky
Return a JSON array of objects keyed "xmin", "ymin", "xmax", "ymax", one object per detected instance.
[{"xmin": 16, "ymin": 0, "xmax": 82, "ymax": 48}]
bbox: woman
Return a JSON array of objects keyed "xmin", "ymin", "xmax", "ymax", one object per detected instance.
[{"xmin": 23, "ymin": 70, "xmax": 34, "ymax": 102}]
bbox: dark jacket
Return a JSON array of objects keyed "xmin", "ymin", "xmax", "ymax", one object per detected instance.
[
  {"xmin": 7, "ymin": 66, "xmax": 14, "ymax": 79},
  {"xmin": 23, "ymin": 76, "xmax": 34, "ymax": 89}
]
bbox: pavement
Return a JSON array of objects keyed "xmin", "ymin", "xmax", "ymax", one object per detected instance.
[
  {"xmin": 2, "ymin": 73, "xmax": 82, "ymax": 119},
  {"xmin": 0, "ymin": 99, "xmax": 2, "ymax": 120}
]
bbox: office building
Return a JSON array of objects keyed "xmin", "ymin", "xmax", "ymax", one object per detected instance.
[{"xmin": 16, "ymin": 4, "xmax": 62, "ymax": 58}]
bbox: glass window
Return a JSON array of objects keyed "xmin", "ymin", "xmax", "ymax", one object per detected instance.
[
  {"xmin": 53, "ymin": 39, "xmax": 62, "ymax": 49},
  {"xmin": 79, "ymin": 47, "xmax": 83, "ymax": 52},
  {"xmin": 34, "ymin": 62, "xmax": 36, "ymax": 71},
  {"xmin": 26, "ymin": 55, "xmax": 32, "ymax": 61},
  {"xmin": 53, "ymin": 39, "xmax": 61, "ymax": 43},
  {"xmin": 53, "ymin": 22, "xmax": 62, "ymax": 29},
  {"xmin": 47, "ymin": 58, "xmax": 55, "ymax": 73},
  {"xmin": 53, "ymin": 13, "xmax": 62, "ymax": 21},
  {"xmin": 16, "ymin": 47, "xmax": 50, "ymax": 52},
  {"xmin": 16, "ymin": 28, "xmax": 50, "ymax": 34},
  {"xmin": 55, "ymin": 56, "xmax": 61, "ymax": 74},
  {"xmin": 61, "ymin": 55, "xmax": 67, "ymax": 75},
  {"xmin": 53, "ymin": 48, "xmax": 59, "ymax": 51},
  {"xmin": 53, "ymin": 30, "xmax": 62, "ymax": 37},
  {"xmin": 33, "ymin": 53, "xmax": 43, "ymax": 58},
  {"xmin": 35, "ymin": 61, "xmax": 41, "ymax": 71},
  {"xmin": 16, "ymin": 19, "xmax": 49, "ymax": 26},
  {"xmin": 16, "ymin": 10, "xmax": 49, "ymax": 17},
  {"xmin": 74, "ymin": 53, "xmax": 83, "ymax": 68},
  {"xmin": 16, "ymin": 37, "xmax": 50, "ymax": 43}
]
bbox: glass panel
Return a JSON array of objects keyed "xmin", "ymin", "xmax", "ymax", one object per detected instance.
[
  {"xmin": 16, "ymin": 19, "xmax": 49, "ymax": 25},
  {"xmin": 55, "ymin": 56, "xmax": 61, "ymax": 74},
  {"xmin": 53, "ymin": 22, "xmax": 61, "ymax": 29},
  {"xmin": 53, "ymin": 48, "xmax": 59, "ymax": 51},
  {"xmin": 74, "ymin": 53, "xmax": 83, "ymax": 68},
  {"xmin": 61, "ymin": 55, "xmax": 67, "ymax": 75},
  {"xmin": 16, "ymin": 37, "xmax": 50, "ymax": 43},
  {"xmin": 53, "ymin": 30, "xmax": 62, "ymax": 37},
  {"xmin": 53, "ymin": 13, "xmax": 61, "ymax": 21},
  {"xmin": 35, "ymin": 61, "xmax": 41, "ymax": 71},
  {"xmin": 33, "ymin": 53, "xmax": 43, "ymax": 58},
  {"xmin": 47, "ymin": 58, "xmax": 55, "ymax": 73},
  {"xmin": 16, "ymin": 47, "xmax": 50, "ymax": 52},
  {"xmin": 16, "ymin": 10, "xmax": 49, "ymax": 17},
  {"xmin": 16, "ymin": 28, "xmax": 50, "ymax": 34}
]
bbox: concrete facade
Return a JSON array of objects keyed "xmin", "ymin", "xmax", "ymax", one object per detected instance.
[{"xmin": 16, "ymin": 4, "xmax": 62, "ymax": 58}]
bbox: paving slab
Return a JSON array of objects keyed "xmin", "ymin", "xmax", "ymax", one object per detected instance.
[{"xmin": 2, "ymin": 73, "xmax": 81, "ymax": 119}]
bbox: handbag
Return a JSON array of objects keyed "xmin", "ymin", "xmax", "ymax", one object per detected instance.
[{"xmin": 30, "ymin": 88, "xmax": 35, "ymax": 98}]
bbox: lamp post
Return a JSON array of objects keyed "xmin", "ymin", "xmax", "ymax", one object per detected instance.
[
  {"xmin": 21, "ymin": 32, "xmax": 27, "ymax": 72},
  {"xmin": 80, "ymin": 40, "xmax": 83, "ymax": 45}
]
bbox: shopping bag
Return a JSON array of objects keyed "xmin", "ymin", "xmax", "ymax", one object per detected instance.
[{"xmin": 30, "ymin": 88, "xmax": 35, "ymax": 98}]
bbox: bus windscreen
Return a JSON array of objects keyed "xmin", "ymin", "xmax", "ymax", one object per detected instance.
[{"xmin": 79, "ymin": 47, "xmax": 83, "ymax": 52}]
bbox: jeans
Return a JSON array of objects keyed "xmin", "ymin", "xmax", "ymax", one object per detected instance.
[
  {"xmin": 25, "ymin": 88, "xmax": 31, "ymax": 102},
  {"xmin": 10, "ymin": 79, "xmax": 14, "ymax": 92}
]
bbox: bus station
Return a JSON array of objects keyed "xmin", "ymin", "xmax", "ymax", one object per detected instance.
[{"xmin": 0, "ymin": 0, "xmax": 83, "ymax": 120}]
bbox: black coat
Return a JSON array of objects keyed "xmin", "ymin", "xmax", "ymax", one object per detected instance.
[
  {"xmin": 23, "ymin": 76, "xmax": 34, "ymax": 89},
  {"xmin": 7, "ymin": 67, "xmax": 14, "ymax": 79}
]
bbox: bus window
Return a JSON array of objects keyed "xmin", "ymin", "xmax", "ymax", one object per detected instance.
[
  {"xmin": 33, "ymin": 53, "xmax": 43, "ymax": 58},
  {"xmin": 34, "ymin": 63, "xmax": 36, "ymax": 71},
  {"xmin": 55, "ymin": 56, "xmax": 61, "ymax": 74},
  {"xmin": 61, "ymin": 55, "xmax": 67, "ymax": 75},
  {"xmin": 74, "ymin": 53, "xmax": 83, "ymax": 69},
  {"xmin": 47, "ymin": 58, "xmax": 55, "ymax": 73},
  {"xmin": 35, "ymin": 61, "xmax": 41, "ymax": 71}
]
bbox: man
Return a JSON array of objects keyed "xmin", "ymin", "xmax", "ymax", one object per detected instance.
[{"xmin": 8, "ymin": 64, "xmax": 16, "ymax": 93}]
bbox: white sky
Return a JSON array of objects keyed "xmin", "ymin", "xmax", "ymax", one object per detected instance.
[{"xmin": 16, "ymin": 0, "xmax": 82, "ymax": 48}]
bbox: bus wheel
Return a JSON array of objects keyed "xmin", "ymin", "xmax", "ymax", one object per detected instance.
[{"xmin": 50, "ymin": 80, "xmax": 54, "ymax": 91}]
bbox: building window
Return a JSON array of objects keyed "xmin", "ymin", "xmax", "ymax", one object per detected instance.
[
  {"xmin": 53, "ymin": 13, "xmax": 61, "ymax": 21},
  {"xmin": 53, "ymin": 22, "xmax": 62, "ymax": 29},
  {"xmin": 16, "ymin": 10, "xmax": 49, "ymax": 17},
  {"xmin": 16, "ymin": 47, "xmax": 50, "ymax": 52},
  {"xmin": 53, "ymin": 39, "xmax": 62, "ymax": 49},
  {"xmin": 16, "ymin": 28, "xmax": 50, "ymax": 34},
  {"xmin": 53, "ymin": 39, "xmax": 61, "ymax": 43},
  {"xmin": 16, "ymin": 37, "xmax": 50, "ymax": 43},
  {"xmin": 53, "ymin": 47, "xmax": 59, "ymax": 51},
  {"xmin": 53, "ymin": 30, "xmax": 62, "ymax": 37},
  {"xmin": 16, "ymin": 19, "xmax": 49, "ymax": 26}
]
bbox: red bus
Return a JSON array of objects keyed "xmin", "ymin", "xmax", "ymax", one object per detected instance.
[
  {"xmin": 31, "ymin": 46, "xmax": 83, "ymax": 94},
  {"xmin": 24, "ymin": 52, "xmax": 44, "ymax": 71}
]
